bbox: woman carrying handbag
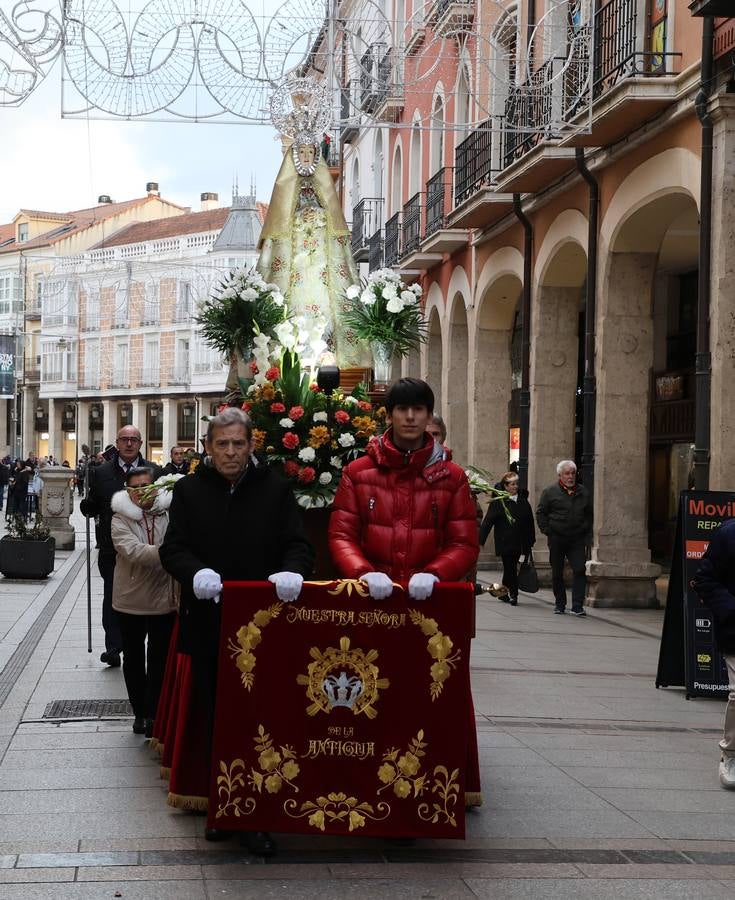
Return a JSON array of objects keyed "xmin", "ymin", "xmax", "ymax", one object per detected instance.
[{"xmin": 479, "ymin": 471, "xmax": 536, "ymax": 606}]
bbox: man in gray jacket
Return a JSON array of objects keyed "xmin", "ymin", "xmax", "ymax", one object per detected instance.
[{"xmin": 536, "ymin": 460, "xmax": 593, "ymax": 616}]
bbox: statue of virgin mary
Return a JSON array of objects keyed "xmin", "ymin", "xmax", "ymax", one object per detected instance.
[{"xmin": 257, "ymin": 78, "xmax": 364, "ymax": 367}]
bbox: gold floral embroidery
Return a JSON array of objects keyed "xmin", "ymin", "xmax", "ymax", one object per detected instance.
[
  {"xmin": 377, "ymin": 730, "xmax": 428, "ymax": 799},
  {"xmin": 227, "ymin": 603, "xmax": 283, "ymax": 691},
  {"xmin": 284, "ymin": 792, "xmax": 390, "ymax": 831},
  {"xmin": 418, "ymin": 766, "xmax": 461, "ymax": 827},
  {"xmin": 215, "ymin": 759, "xmax": 256, "ymax": 819},
  {"xmin": 248, "ymin": 725, "xmax": 300, "ymax": 795},
  {"xmin": 408, "ymin": 609, "xmax": 461, "ymax": 700}
]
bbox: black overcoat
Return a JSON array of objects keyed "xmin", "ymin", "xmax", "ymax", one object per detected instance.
[
  {"xmin": 479, "ymin": 489, "xmax": 536, "ymax": 557},
  {"xmin": 159, "ymin": 460, "xmax": 314, "ymax": 657}
]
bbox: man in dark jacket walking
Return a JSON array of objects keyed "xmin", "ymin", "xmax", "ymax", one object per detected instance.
[
  {"xmin": 694, "ymin": 519, "xmax": 735, "ymax": 789},
  {"xmin": 536, "ymin": 459, "xmax": 592, "ymax": 616},
  {"xmin": 159, "ymin": 407, "xmax": 314, "ymax": 854},
  {"xmin": 80, "ymin": 425, "xmax": 159, "ymax": 666}
]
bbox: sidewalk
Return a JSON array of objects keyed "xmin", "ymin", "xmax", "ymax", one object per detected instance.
[{"xmin": 0, "ymin": 513, "xmax": 733, "ymax": 898}]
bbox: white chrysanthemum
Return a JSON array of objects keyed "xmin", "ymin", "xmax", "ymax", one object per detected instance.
[
  {"xmin": 382, "ymin": 284, "xmax": 398, "ymax": 301},
  {"xmin": 386, "ymin": 296, "xmax": 405, "ymax": 314},
  {"xmin": 330, "ymin": 456, "xmax": 343, "ymax": 469},
  {"xmin": 338, "ymin": 433, "xmax": 356, "ymax": 448},
  {"xmin": 401, "ymin": 290, "xmax": 416, "ymax": 304},
  {"xmin": 298, "ymin": 447, "xmax": 316, "ymax": 462},
  {"xmin": 271, "ymin": 291, "xmax": 285, "ymax": 306},
  {"xmin": 410, "ymin": 283, "xmax": 423, "ymax": 295},
  {"xmin": 279, "ymin": 418, "xmax": 295, "ymax": 429},
  {"xmin": 240, "ymin": 287, "xmax": 258, "ymax": 301},
  {"xmin": 360, "ymin": 289, "xmax": 376, "ymax": 306},
  {"xmin": 346, "ymin": 284, "xmax": 361, "ymax": 299},
  {"xmin": 312, "ymin": 411, "xmax": 328, "ymax": 423},
  {"xmin": 319, "ymin": 472, "xmax": 332, "ymax": 485}
]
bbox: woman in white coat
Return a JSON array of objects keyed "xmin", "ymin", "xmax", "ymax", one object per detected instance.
[{"xmin": 111, "ymin": 467, "xmax": 177, "ymax": 736}]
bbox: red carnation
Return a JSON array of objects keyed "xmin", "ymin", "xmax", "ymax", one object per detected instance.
[
  {"xmin": 358, "ymin": 400, "xmax": 372, "ymax": 411},
  {"xmin": 266, "ymin": 366, "xmax": 280, "ymax": 381},
  {"xmin": 282, "ymin": 432, "xmax": 300, "ymax": 450},
  {"xmin": 283, "ymin": 460, "xmax": 299, "ymax": 478},
  {"xmin": 334, "ymin": 410, "xmax": 350, "ymax": 425},
  {"xmin": 249, "ymin": 362, "xmax": 259, "ymax": 374},
  {"xmin": 298, "ymin": 466, "xmax": 316, "ymax": 484},
  {"xmin": 289, "ymin": 405, "xmax": 305, "ymax": 420},
  {"xmin": 270, "ymin": 402, "xmax": 286, "ymax": 414},
  {"xmin": 240, "ymin": 402, "xmax": 251, "ymax": 412},
  {"xmin": 309, "ymin": 382, "xmax": 321, "ymax": 392}
]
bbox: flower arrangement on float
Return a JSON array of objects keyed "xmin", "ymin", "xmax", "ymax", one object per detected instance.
[
  {"xmin": 342, "ymin": 269, "xmax": 427, "ymax": 385},
  {"xmin": 196, "ymin": 265, "xmax": 384, "ymax": 508}
]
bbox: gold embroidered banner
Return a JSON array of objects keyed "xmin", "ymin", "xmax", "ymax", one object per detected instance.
[{"xmin": 207, "ymin": 580, "xmax": 474, "ymax": 839}]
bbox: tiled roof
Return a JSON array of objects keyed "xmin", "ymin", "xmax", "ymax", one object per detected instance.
[
  {"xmin": 0, "ymin": 196, "xmax": 187, "ymax": 255},
  {"xmin": 95, "ymin": 207, "xmax": 231, "ymax": 247},
  {"xmin": 0, "ymin": 223, "xmax": 14, "ymax": 247}
]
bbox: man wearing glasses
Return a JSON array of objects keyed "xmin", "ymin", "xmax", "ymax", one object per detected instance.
[{"xmin": 81, "ymin": 426, "xmax": 159, "ymax": 667}]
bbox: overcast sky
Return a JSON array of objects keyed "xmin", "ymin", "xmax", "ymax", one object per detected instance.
[{"xmin": 0, "ymin": 61, "xmax": 284, "ymax": 222}]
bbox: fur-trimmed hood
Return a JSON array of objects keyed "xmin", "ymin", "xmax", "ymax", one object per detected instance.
[{"xmin": 111, "ymin": 487, "xmax": 172, "ymax": 521}]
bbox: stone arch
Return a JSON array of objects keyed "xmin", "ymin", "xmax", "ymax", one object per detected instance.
[
  {"xmin": 373, "ymin": 130, "xmax": 384, "ymax": 211},
  {"xmin": 447, "ymin": 265, "xmax": 472, "ymax": 311},
  {"xmin": 421, "ymin": 282, "xmax": 444, "ymax": 409},
  {"xmin": 590, "ymin": 179, "xmax": 701, "ymax": 605},
  {"xmin": 430, "ymin": 92, "xmax": 445, "ymax": 175},
  {"xmin": 600, "ymin": 148, "xmax": 700, "ymax": 255},
  {"xmin": 529, "ymin": 212, "xmax": 588, "ymax": 506},
  {"xmin": 471, "ymin": 267, "xmax": 522, "ymax": 473},
  {"xmin": 445, "ymin": 289, "xmax": 470, "ymax": 462}
]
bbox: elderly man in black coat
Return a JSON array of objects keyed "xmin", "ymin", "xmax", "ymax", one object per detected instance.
[
  {"xmin": 694, "ymin": 519, "xmax": 735, "ymax": 790},
  {"xmin": 159, "ymin": 406, "xmax": 314, "ymax": 854},
  {"xmin": 80, "ymin": 425, "xmax": 159, "ymax": 667}
]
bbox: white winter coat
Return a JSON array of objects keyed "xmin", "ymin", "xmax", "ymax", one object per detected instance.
[{"xmin": 110, "ymin": 488, "xmax": 177, "ymax": 616}]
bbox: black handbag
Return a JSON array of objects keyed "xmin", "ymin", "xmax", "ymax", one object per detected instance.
[{"xmin": 517, "ymin": 551, "xmax": 539, "ymax": 593}]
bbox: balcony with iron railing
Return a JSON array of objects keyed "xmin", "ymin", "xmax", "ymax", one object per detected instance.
[
  {"xmin": 360, "ymin": 44, "xmax": 387, "ymax": 113},
  {"xmin": 449, "ymin": 122, "xmax": 514, "ymax": 228},
  {"xmin": 168, "ymin": 366, "xmax": 190, "ymax": 386},
  {"xmin": 384, "ymin": 213, "xmax": 401, "ymax": 267},
  {"xmin": 341, "ymin": 82, "xmax": 360, "ymax": 143},
  {"xmin": 368, "ymin": 229, "xmax": 384, "ymax": 272},
  {"xmin": 138, "ymin": 368, "xmax": 160, "ymax": 387},
  {"xmin": 561, "ymin": 0, "xmax": 681, "ymax": 148},
  {"xmin": 373, "ymin": 49, "xmax": 404, "ymax": 122},
  {"xmin": 420, "ymin": 167, "xmax": 469, "ymax": 256},
  {"xmin": 351, "ymin": 198, "xmax": 383, "ymax": 262},
  {"xmin": 431, "ymin": 0, "xmax": 474, "ymax": 37},
  {"xmin": 401, "ymin": 194, "xmax": 423, "ymax": 258}
]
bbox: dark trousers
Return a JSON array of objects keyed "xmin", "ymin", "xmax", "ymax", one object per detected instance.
[
  {"xmin": 98, "ymin": 553, "xmax": 122, "ymax": 652},
  {"xmin": 118, "ymin": 611, "xmax": 176, "ymax": 719},
  {"xmin": 501, "ymin": 553, "xmax": 521, "ymax": 598},
  {"xmin": 548, "ymin": 535, "xmax": 587, "ymax": 609}
]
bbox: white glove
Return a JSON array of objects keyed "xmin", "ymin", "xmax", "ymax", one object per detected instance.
[
  {"xmin": 359, "ymin": 571, "xmax": 394, "ymax": 600},
  {"xmin": 268, "ymin": 571, "xmax": 304, "ymax": 603},
  {"xmin": 408, "ymin": 572, "xmax": 439, "ymax": 600},
  {"xmin": 193, "ymin": 568, "xmax": 223, "ymax": 601}
]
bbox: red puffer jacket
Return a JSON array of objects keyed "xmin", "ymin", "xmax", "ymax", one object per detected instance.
[{"xmin": 328, "ymin": 430, "xmax": 479, "ymax": 583}]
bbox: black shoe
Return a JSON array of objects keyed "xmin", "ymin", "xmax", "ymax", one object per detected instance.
[
  {"xmin": 100, "ymin": 650, "xmax": 121, "ymax": 667},
  {"xmin": 132, "ymin": 717, "xmax": 146, "ymax": 735},
  {"xmin": 572, "ymin": 607, "xmax": 587, "ymax": 617},
  {"xmin": 204, "ymin": 827, "xmax": 233, "ymax": 842},
  {"xmin": 144, "ymin": 718, "xmax": 154, "ymax": 739},
  {"xmin": 509, "ymin": 596, "xmax": 518, "ymax": 606},
  {"xmin": 554, "ymin": 607, "xmax": 565, "ymax": 614},
  {"xmin": 245, "ymin": 830, "xmax": 277, "ymax": 857},
  {"xmin": 501, "ymin": 595, "xmax": 511, "ymax": 603}
]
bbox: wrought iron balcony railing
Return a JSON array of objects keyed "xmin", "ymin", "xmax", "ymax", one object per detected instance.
[
  {"xmin": 454, "ymin": 121, "xmax": 493, "ymax": 206},
  {"xmin": 368, "ymin": 229, "xmax": 384, "ymax": 272},
  {"xmin": 592, "ymin": 0, "xmax": 678, "ymax": 98},
  {"xmin": 360, "ymin": 43, "xmax": 387, "ymax": 112},
  {"xmin": 502, "ymin": 57, "xmax": 558, "ymax": 169},
  {"xmin": 352, "ymin": 198, "xmax": 383, "ymax": 255},
  {"xmin": 425, "ymin": 168, "xmax": 453, "ymax": 237},
  {"xmin": 401, "ymin": 194, "xmax": 422, "ymax": 256},
  {"xmin": 384, "ymin": 213, "xmax": 401, "ymax": 267}
]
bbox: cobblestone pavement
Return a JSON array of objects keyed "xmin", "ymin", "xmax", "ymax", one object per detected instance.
[{"xmin": 0, "ymin": 507, "xmax": 733, "ymax": 898}]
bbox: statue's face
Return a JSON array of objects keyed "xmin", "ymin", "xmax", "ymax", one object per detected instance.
[{"xmin": 297, "ymin": 143, "xmax": 316, "ymax": 167}]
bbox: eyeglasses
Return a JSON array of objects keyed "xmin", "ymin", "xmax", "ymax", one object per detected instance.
[{"xmin": 117, "ymin": 437, "xmax": 141, "ymax": 444}]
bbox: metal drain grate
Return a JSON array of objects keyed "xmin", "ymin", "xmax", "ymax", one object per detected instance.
[{"xmin": 43, "ymin": 699, "xmax": 133, "ymax": 719}]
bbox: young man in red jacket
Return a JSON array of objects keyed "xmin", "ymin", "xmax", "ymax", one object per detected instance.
[
  {"xmin": 329, "ymin": 378, "xmax": 482, "ymax": 805},
  {"xmin": 329, "ymin": 378, "xmax": 479, "ymax": 598}
]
